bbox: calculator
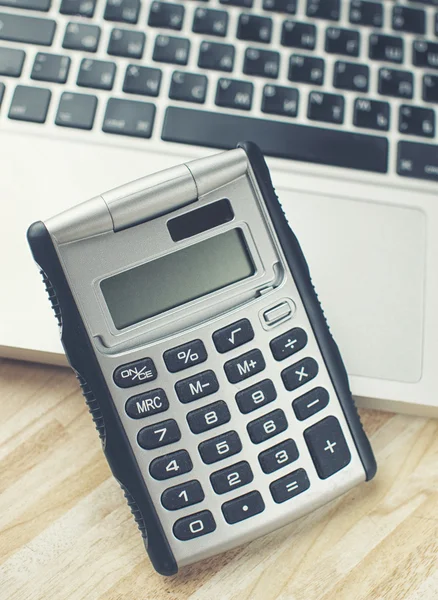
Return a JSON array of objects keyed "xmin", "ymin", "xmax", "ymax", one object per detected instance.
[{"xmin": 27, "ymin": 142, "xmax": 376, "ymax": 576}]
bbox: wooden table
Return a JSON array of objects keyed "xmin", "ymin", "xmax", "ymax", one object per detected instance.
[{"xmin": 1, "ymin": 358, "xmax": 437, "ymax": 600}]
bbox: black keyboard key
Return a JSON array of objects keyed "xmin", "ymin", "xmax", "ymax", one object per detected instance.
[
  {"xmin": 263, "ymin": 0, "xmax": 297, "ymax": 14},
  {"xmin": 0, "ymin": 12, "xmax": 56, "ymax": 46},
  {"xmin": 198, "ymin": 41, "xmax": 234, "ymax": 72},
  {"xmin": 243, "ymin": 47, "xmax": 279, "ymax": 78},
  {"xmin": 137, "ymin": 418, "xmax": 181, "ymax": 450},
  {"xmin": 161, "ymin": 107, "xmax": 389, "ymax": 173},
  {"xmin": 397, "ymin": 141, "xmax": 438, "ymax": 181},
  {"xmin": 235, "ymin": 379, "xmax": 277, "ymax": 414},
  {"xmin": 193, "ymin": 7, "xmax": 228, "ymax": 37},
  {"xmin": 306, "ymin": 0, "xmax": 340, "ymax": 21},
  {"xmin": 169, "ymin": 71, "xmax": 208, "ymax": 103},
  {"xmin": 281, "ymin": 357, "xmax": 319, "ymax": 391},
  {"xmin": 349, "ymin": 0, "xmax": 383, "ymax": 28},
  {"xmin": 270, "ymin": 327, "xmax": 308, "ymax": 361},
  {"xmin": 199, "ymin": 431, "xmax": 242, "ymax": 464},
  {"xmin": 325, "ymin": 27, "xmax": 360, "ymax": 57},
  {"xmin": 413, "ymin": 40, "xmax": 438, "ymax": 70},
  {"xmin": 216, "ymin": 77, "xmax": 253, "ymax": 111},
  {"xmin": 173, "ymin": 510, "xmax": 216, "ymax": 541},
  {"xmin": 63, "ymin": 22, "xmax": 100, "ymax": 52},
  {"xmin": 148, "ymin": 1, "xmax": 184, "ymax": 30},
  {"xmin": 55, "ymin": 91, "xmax": 97, "ymax": 130},
  {"xmin": 31, "ymin": 53, "xmax": 70, "ymax": 84},
  {"xmin": 104, "ymin": 0, "xmax": 140, "ymax": 24},
  {"xmin": 262, "ymin": 84, "xmax": 299, "ymax": 117},
  {"xmin": 0, "ymin": 47, "xmax": 25, "ymax": 77},
  {"xmin": 369, "ymin": 34, "xmax": 403, "ymax": 64},
  {"xmin": 0, "ymin": 0, "xmax": 50, "ymax": 10},
  {"xmin": 220, "ymin": 0, "xmax": 252, "ymax": 7},
  {"xmin": 103, "ymin": 98, "xmax": 156, "ymax": 138},
  {"xmin": 60, "ymin": 0, "xmax": 96, "ymax": 17},
  {"xmin": 187, "ymin": 400, "xmax": 231, "ymax": 434},
  {"xmin": 125, "ymin": 388, "xmax": 169, "ymax": 419},
  {"xmin": 210, "ymin": 461, "xmax": 253, "ymax": 494},
  {"xmin": 77, "ymin": 58, "xmax": 116, "ymax": 90},
  {"xmin": 237, "ymin": 14, "xmax": 272, "ymax": 44},
  {"xmin": 289, "ymin": 54, "xmax": 324, "ymax": 85},
  {"xmin": 392, "ymin": 5, "xmax": 426, "ymax": 35},
  {"xmin": 161, "ymin": 480, "xmax": 204, "ymax": 511},
  {"xmin": 258, "ymin": 439, "xmax": 299, "ymax": 474},
  {"xmin": 150, "ymin": 449, "xmax": 193, "ymax": 480},
  {"xmin": 0, "ymin": 83, "xmax": 4, "ymax": 107},
  {"xmin": 308, "ymin": 91, "xmax": 344, "ymax": 124},
  {"xmin": 175, "ymin": 370, "xmax": 219, "ymax": 403},
  {"xmin": 270, "ymin": 468, "xmax": 310, "ymax": 503},
  {"xmin": 292, "ymin": 387, "xmax": 329, "ymax": 420},
  {"xmin": 378, "ymin": 67, "xmax": 414, "ymax": 99},
  {"xmin": 123, "ymin": 65, "xmax": 162, "ymax": 97},
  {"xmin": 281, "ymin": 20, "xmax": 316, "ymax": 50},
  {"xmin": 224, "ymin": 348, "xmax": 265, "ymax": 383},
  {"xmin": 108, "ymin": 28, "xmax": 145, "ymax": 59},
  {"xmin": 247, "ymin": 409, "xmax": 288, "ymax": 444},
  {"xmin": 221, "ymin": 490, "xmax": 265, "ymax": 524},
  {"xmin": 353, "ymin": 97, "xmax": 390, "ymax": 131},
  {"xmin": 333, "ymin": 60, "xmax": 369, "ymax": 92},
  {"xmin": 164, "ymin": 339, "xmax": 207, "ymax": 372},
  {"xmin": 399, "ymin": 105, "xmax": 435, "ymax": 138},
  {"xmin": 423, "ymin": 73, "xmax": 438, "ymax": 103},
  {"xmin": 153, "ymin": 35, "xmax": 190, "ymax": 65},
  {"xmin": 8, "ymin": 85, "xmax": 51, "ymax": 123},
  {"xmin": 113, "ymin": 357, "xmax": 157, "ymax": 388},
  {"xmin": 304, "ymin": 416, "xmax": 351, "ymax": 479},
  {"xmin": 213, "ymin": 319, "xmax": 254, "ymax": 354}
]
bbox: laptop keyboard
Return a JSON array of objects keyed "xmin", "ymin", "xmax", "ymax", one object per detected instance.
[{"xmin": 0, "ymin": 0, "xmax": 437, "ymax": 181}]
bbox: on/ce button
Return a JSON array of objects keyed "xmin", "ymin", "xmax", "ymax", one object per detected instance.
[{"xmin": 125, "ymin": 388, "xmax": 169, "ymax": 419}]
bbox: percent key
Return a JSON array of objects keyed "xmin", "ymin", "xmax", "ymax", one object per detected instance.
[{"xmin": 164, "ymin": 339, "xmax": 208, "ymax": 372}]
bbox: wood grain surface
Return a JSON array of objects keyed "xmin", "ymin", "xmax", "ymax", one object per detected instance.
[{"xmin": 1, "ymin": 358, "xmax": 437, "ymax": 600}]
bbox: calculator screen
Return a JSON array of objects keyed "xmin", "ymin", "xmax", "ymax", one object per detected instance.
[{"xmin": 101, "ymin": 228, "xmax": 255, "ymax": 329}]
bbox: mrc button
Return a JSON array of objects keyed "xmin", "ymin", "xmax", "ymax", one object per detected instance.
[
  {"xmin": 113, "ymin": 357, "xmax": 157, "ymax": 388},
  {"xmin": 125, "ymin": 388, "xmax": 169, "ymax": 419}
]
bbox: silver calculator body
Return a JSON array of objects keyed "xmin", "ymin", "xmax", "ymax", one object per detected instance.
[{"xmin": 27, "ymin": 142, "xmax": 376, "ymax": 576}]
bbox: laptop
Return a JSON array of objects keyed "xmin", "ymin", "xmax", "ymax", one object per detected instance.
[{"xmin": 0, "ymin": 0, "xmax": 437, "ymax": 416}]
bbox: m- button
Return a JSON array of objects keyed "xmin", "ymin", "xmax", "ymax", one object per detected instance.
[{"xmin": 224, "ymin": 349, "xmax": 266, "ymax": 383}]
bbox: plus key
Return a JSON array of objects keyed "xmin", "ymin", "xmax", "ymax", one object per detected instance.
[{"xmin": 304, "ymin": 416, "xmax": 351, "ymax": 479}]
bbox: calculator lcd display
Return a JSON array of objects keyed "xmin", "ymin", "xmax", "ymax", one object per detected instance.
[{"xmin": 101, "ymin": 228, "xmax": 255, "ymax": 329}]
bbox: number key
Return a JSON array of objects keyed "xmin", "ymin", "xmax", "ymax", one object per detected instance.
[
  {"xmin": 173, "ymin": 510, "xmax": 216, "ymax": 541},
  {"xmin": 161, "ymin": 480, "xmax": 204, "ymax": 510},
  {"xmin": 210, "ymin": 461, "xmax": 253, "ymax": 494},
  {"xmin": 247, "ymin": 409, "xmax": 288, "ymax": 444},
  {"xmin": 198, "ymin": 431, "xmax": 242, "ymax": 464},
  {"xmin": 138, "ymin": 418, "xmax": 181, "ymax": 450},
  {"xmin": 235, "ymin": 379, "xmax": 277, "ymax": 414},
  {"xmin": 149, "ymin": 449, "xmax": 193, "ymax": 480},
  {"xmin": 187, "ymin": 400, "xmax": 231, "ymax": 434},
  {"xmin": 258, "ymin": 438, "xmax": 299, "ymax": 473}
]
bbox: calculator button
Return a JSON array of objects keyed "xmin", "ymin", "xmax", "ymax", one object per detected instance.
[
  {"xmin": 212, "ymin": 318, "xmax": 254, "ymax": 353},
  {"xmin": 247, "ymin": 409, "xmax": 288, "ymax": 444},
  {"xmin": 221, "ymin": 490, "xmax": 265, "ymax": 524},
  {"xmin": 262, "ymin": 300, "xmax": 294, "ymax": 326},
  {"xmin": 292, "ymin": 387, "xmax": 329, "ymax": 421},
  {"xmin": 198, "ymin": 430, "xmax": 242, "ymax": 464},
  {"xmin": 175, "ymin": 369, "xmax": 219, "ymax": 403},
  {"xmin": 210, "ymin": 461, "xmax": 253, "ymax": 495},
  {"xmin": 281, "ymin": 357, "xmax": 319, "ymax": 391},
  {"xmin": 137, "ymin": 418, "xmax": 181, "ymax": 450},
  {"xmin": 113, "ymin": 357, "xmax": 157, "ymax": 388},
  {"xmin": 224, "ymin": 349, "xmax": 265, "ymax": 384},
  {"xmin": 125, "ymin": 388, "xmax": 169, "ymax": 419},
  {"xmin": 258, "ymin": 438, "xmax": 299, "ymax": 474},
  {"xmin": 149, "ymin": 449, "xmax": 193, "ymax": 480},
  {"xmin": 270, "ymin": 327, "xmax": 308, "ymax": 361},
  {"xmin": 173, "ymin": 510, "xmax": 216, "ymax": 541},
  {"xmin": 235, "ymin": 379, "xmax": 277, "ymax": 414},
  {"xmin": 304, "ymin": 416, "xmax": 351, "ymax": 479},
  {"xmin": 270, "ymin": 468, "xmax": 310, "ymax": 503},
  {"xmin": 187, "ymin": 400, "xmax": 231, "ymax": 434},
  {"xmin": 163, "ymin": 339, "xmax": 207, "ymax": 372},
  {"xmin": 161, "ymin": 480, "xmax": 204, "ymax": 511}
]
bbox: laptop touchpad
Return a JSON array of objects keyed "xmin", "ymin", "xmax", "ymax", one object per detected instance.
[{"xmin": 278, "ymin": 188, "xmax": 426, "ymax": 383}]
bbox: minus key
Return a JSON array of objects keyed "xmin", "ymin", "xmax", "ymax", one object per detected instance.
[{"xmin": 292, "ymin": 386, "xmax": 329, "ymax": 421}]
